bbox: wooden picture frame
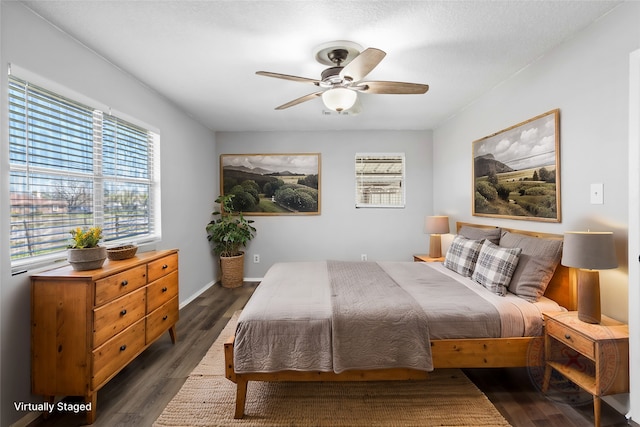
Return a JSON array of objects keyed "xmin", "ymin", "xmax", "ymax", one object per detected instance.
[
  {"xmin": 220, "ymin": 153, "xmax": 321, "ymax": 215},
  {"xmin": 472, "ymin": 109, "xmax": 561, "ymax": 222}
]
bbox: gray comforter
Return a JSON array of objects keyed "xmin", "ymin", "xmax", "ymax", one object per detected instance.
[
  {"xmin": 327, "ymin": 261, "xmax": 433, "ymax": 373},
  {"xmin": 233, "ymin": 261, "xmax": 556, "ymax": 374}
]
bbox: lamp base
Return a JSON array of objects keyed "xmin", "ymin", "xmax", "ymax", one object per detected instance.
[
  {"xmin": 429, "ymin": 234, "xmax": 442, "ymax": 259},
  {"xmin": 577, "ymin": 269, "xmax": 601, "ymax": 324}
]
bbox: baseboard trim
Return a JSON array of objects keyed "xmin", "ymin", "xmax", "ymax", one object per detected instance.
[
  {"xmin": 178, "ymin": 277, "xmax": 263, "ymax": 310},
  {"xmin": 179, "ymin": 280, "xmax": 216, "ymax": 309},
  {"xmin": 10, "ymin": 411, "xmax": 40, "ymax": 427}
]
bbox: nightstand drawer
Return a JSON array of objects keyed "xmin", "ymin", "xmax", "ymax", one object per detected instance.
[{"xmin": 546, "ymin": 318, "xmax": 595, "ymax": 359}]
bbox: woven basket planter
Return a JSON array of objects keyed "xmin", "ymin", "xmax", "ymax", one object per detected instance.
[
  {"xmin": 67, "ymin": 246, "xmax": 107, "ymax": 271},
  {"xmin": 220, "ymin": 252, "xmax": 244, "ymax": 288}
]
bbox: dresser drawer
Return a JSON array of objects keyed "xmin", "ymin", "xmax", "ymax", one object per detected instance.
[
  {"xmin": 146, "ymin": 296, "xmax": 179, "ymax": 344},
  {"xmin": 147, "ymin": 270, "xmax": 178, "ymax": 313},
  {"xmin": 93, "ymin": 287, "xmax": 146, "ymax": 348},
  {"xmin": 92, "ymin": 318, "xmax": 145, "ymax": 389},
  {"xmin": 546, "ymin": 318, "xmax": 595, "ymax": 359},
  {"xmin": 148, "ymin": 253, "xmax": 178, "ymax": 283},
  {"xmin": 95, "ymin": 265, "xmax": 147, "ymax": 305}
]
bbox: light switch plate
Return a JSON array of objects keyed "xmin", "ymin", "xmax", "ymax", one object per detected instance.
[{"xmin": 590, "ymin": 183, "xmax": 604, "ymax": 204}]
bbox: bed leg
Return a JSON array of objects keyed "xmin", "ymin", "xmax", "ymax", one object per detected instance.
[
  {"xmin": 224, "ymin": 336, "xmax": 236, "ymax": 382},
  {"xmin": 234, "ymin": 378, "xmax": 248, "ymax": 419}
]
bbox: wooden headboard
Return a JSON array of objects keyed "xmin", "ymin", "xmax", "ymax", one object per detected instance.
[{"xmin": 456, "ymin": 222, "xmax": 576, "ymax": 311}]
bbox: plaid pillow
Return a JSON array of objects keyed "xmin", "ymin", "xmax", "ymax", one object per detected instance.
[
  {"xmin": 472, "ymin": 240, "xmax": 522, "ymax": 296},
  {"xmin": 444, "ymin": 235, "xmax": 483, "ymax": 277}
]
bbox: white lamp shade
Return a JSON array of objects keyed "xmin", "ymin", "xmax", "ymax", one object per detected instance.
[
  {"xmin": 322, "ymin": 88, "xmax": 357, "ymax": 112},
  {"xmin": 561, "ymin": 231, "xmax": 618, "ymax": 270},
  {"xmin": 424, "ymin": 216, "xmax": 450, "ymax": 235}
]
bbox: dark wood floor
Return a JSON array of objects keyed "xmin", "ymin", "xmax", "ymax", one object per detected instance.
[{"xmin": 29, "ymin": 282, "xmax": 632, "ymax": 427}]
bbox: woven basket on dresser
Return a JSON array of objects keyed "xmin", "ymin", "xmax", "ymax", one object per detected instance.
[
  {"xmin": 107, "ymin": 245, "xmax": 138, "ymax": 261},
  {"xmin": 220, "ymin": 252, "xmax": 244, "ymax": 288}
]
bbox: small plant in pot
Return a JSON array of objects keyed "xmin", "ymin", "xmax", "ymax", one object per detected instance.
[
  {"xmin": 67, "ymin": 226, "xmax": 107, "ymax": 271},
  {"xmin": 206, "ymin": 194, "xmax": 256, "ymax": 288}
]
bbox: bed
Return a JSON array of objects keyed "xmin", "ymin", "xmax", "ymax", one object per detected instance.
[{"xmin": 224, "ymin": 222, "xmax": 577, "ymax": 418}]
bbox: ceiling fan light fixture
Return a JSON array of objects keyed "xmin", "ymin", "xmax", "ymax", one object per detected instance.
[
  {"xmin": 322, "ymin": 88, "xmax": 357, "ymax": 112},
  {"xmin": 257, "ymin": 43, "xmax": 429, "ymax": 111}
]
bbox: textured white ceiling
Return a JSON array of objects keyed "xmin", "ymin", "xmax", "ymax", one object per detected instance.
[{"xmin": 21, "ymin": 0, "xmax": 621, "ymax": 131}]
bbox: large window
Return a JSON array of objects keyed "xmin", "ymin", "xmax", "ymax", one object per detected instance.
[{"xmin": 9, "ymin": 75, "xmax": 160, "ymax": 265}]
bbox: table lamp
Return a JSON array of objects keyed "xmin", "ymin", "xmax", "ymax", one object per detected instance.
[
  {"xmin": 561, "ymin": 231, "xmax": 618, "ymax": 324},
  {"xmin": 424, "ymin": 216, "xmax": 450, "ymax": 258}
]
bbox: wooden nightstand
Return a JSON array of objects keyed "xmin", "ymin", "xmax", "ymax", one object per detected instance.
[
  {"xmin": 413, "ymin": 254, "xmax": 445, "ymax": 262},
  {"xmin": 542, "ymin": 311, "xmax": 629, "ymax": 427}
]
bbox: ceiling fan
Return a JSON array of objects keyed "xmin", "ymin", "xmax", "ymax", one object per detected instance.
[{"xmin": 256, "ymin": 41, "xmax": 429, "ymax": 113}]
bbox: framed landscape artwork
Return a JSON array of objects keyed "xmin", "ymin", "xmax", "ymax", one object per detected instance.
[
  {"xmin": 220, "ymin": 153, "xmax": 320, "ymax": 215},
  {"xmin": 472, "ymin": 109, "xmax": 561, "ymax": 222}
]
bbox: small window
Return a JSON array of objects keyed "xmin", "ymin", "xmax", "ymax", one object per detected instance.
[{"xmin": 355, "ymin": 153, "xmax": 405, "ymax": 208}]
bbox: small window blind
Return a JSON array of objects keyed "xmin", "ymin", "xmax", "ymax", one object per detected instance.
[{"xmin": 355, "ymin": 153, "xmax": 406, "ymax": 208}]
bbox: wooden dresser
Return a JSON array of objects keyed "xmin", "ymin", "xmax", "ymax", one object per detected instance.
[{"xmin": 31, "ymin": 249, "xmax": 179, "ymax": 424}]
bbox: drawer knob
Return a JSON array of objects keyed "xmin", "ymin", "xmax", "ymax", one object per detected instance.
[
  {"xmin": 162, "ymin": 264, "xmax": 168, "ymax": 269},
  {"xmin": 564, "ymin": 334, "xmax": 571, "ymax": 340},
  {"xmin": 120, "ymin": 344, "xmax": 127, "ymax": 352},
  {"xmin": 121, "ymin": 280, "xmax": 128, "ymax": 287},
  {"xmin": 162, "ymin": 287, "xmax": 168, "ymax": 292},
  {"xmin": 162, "ymin": 315, "xmax": 168, "ymax": 321},
  {"xmin": 120, "ymin": 309, "xmax": 127, "ymax": 316}
]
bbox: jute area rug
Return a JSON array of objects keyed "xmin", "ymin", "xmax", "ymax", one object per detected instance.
[{"xmin": 154, "ymin": 311, "xmax": 511, "ymax": 427}]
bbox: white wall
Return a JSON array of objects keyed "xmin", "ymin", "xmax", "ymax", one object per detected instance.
[
  {"xmin": 433, "ymin": 2, "xmax": 639, "ymax": 323},
  {"xmin": 433, "ymin": 1, "xmax": 640, "ymax": 419},
  {"xmin": 0, "ymin": 3, "xmax": 218, "ymax": 425},
  {"xmin": 216, "ymin": 130, "xmax": 434, "ymax": 278}
]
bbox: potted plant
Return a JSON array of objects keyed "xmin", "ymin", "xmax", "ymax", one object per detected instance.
[
  {"xmin": 206, "ymin": 194, "xmax": 256, "ymax": 288},
  {"xmin": 67, "ymin": 226, "xmax": 107, "ymax": 271}
]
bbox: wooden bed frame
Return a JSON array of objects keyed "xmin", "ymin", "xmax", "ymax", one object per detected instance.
[{"xmin": 224, "ymin": 222, "xmax": 577, "ymax": 418}]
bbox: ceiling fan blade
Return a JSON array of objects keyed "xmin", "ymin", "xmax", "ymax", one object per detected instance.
[
  {"xmin": 358, "ymin": 81, "xmax": 429, "ymax": 94},
  {"xmin": 275, "ymin": 91, "xmax": 324, "ymax": 110},
  {"xmin": 256, "ymin": 71, "xmax": 320, "ymax": 85},
  {"xmin": 339, "ymin": 48, "xmax": 386, "ymax": 82}
]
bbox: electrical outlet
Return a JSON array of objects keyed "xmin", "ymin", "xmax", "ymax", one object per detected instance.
[
  {"xmin": 253, "ymin": 254, "xmax": 260, "ymax": 263},
  {"xmin": 361, "ymin": 254, "xmax": 368, "ymax": 261}
]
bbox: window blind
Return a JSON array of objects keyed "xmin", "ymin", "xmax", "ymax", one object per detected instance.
[
  {"xmin": 9, "ymin": 76, "xmax": 159, "ymax": 264},
  {"xmin": 355, "ymin": 153, "xmax": 406, "ymax": 208}
]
